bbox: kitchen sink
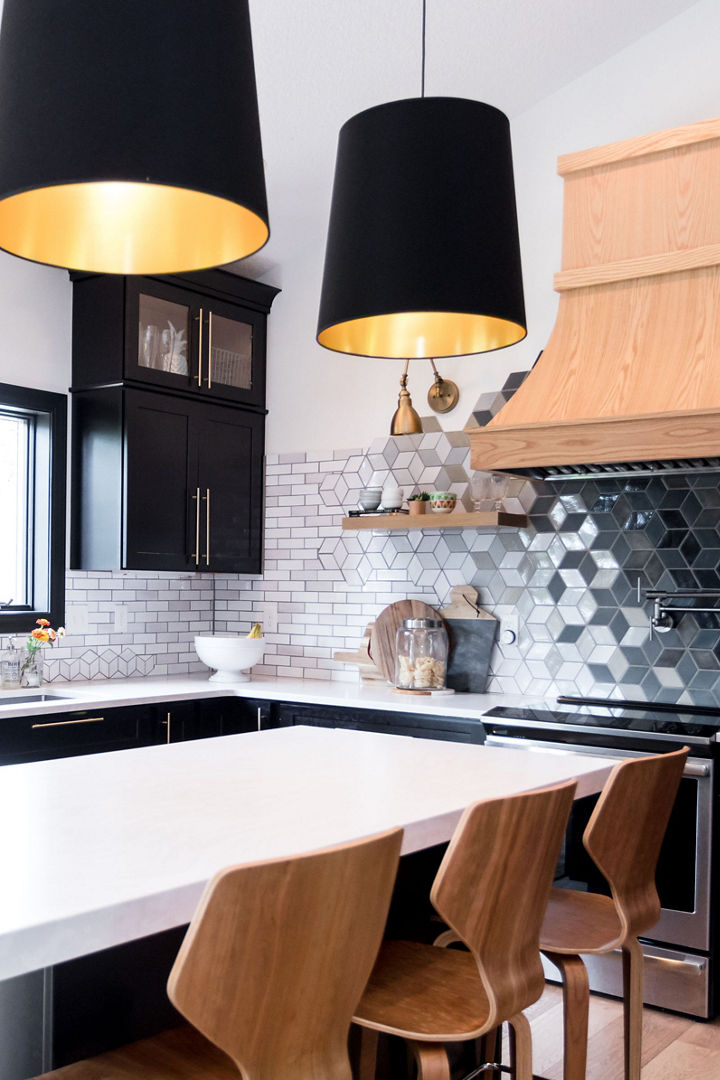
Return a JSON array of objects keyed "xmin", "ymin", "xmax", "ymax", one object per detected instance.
[{"xmin": 0, "ymin": 693, "xmax": 72, "ymax": 705}]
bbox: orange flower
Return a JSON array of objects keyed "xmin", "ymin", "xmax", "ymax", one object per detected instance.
[
  {"xmin": 36, "ymin": 618, "xmax": 51, "ymax": 627},
  {"xmin": 48, "ymin": 629, "xmax": 57, "ymax": 641},
  {"xmin": 31, "ymin": 628, "xmax": 50, "ymax": 643}
]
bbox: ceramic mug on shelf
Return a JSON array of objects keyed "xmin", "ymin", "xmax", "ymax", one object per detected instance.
[
  {"xmin": 381, "ymin": 483, "xmax": 403, "ymax": 510},
  {"xmin": 429, "ymin": 491, "xmax": 457, "ymax": 514},
  {"xmin": 358, "ymin": 486, "xmax": 382, "ymax": 511}
]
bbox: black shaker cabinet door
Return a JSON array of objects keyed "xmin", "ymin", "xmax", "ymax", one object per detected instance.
[
  {"xmin": 196, "ymin": 402, "xmax": 264, "ymax": 573},
  {"xmin": 124, "ymin": 391, "xmax": 197, "ymax": 571}
]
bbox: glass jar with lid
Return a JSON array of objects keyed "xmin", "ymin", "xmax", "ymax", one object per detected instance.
[{"xmin": 394, "ymin": 618, "xmax": 448, "ymax": 691}]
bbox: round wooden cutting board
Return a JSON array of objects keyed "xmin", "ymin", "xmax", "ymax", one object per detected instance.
[{"xmin": 370, "ymin": 600, "xmax": 444, "ymax": 683}]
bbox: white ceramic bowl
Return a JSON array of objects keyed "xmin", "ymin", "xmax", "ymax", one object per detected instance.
[{"xmin": 194, "ymin": 634, "xmax": 265, "ymax": 682}]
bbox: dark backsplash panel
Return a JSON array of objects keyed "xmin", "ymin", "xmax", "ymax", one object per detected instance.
[{"xmin": 500, "ymin": 472, "xmax": 720, "ymax": 705}]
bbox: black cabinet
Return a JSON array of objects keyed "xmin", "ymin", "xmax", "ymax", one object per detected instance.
[
  {"xmin": 153, "ymin": 697, "xmax": 259, "ymax": 743},
  {"xmin": 70, "ymin": 268, "xmax": 278, "ymax": 574},
  {"xmin": 0, "ymin": 696, "xmax": 260, "ymax": 767},
  {"xmin": 72, "ymin": 269, "xmax": 279, "ymax": 410},
  {"xmin": 72, "ymin": 388, "xmax": 264, "ymax": 572},
  {"xmin": 267, "ymin": 700, "xmax": 486, "ymax": 744},
  {"xmin": 0, "ymin": 703, "xmax": 155, "ymax": 766}
]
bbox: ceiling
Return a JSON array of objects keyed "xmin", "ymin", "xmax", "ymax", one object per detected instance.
[{"xmin": 233, "ymin": 0, "xmax": 700, "ymax": 277}]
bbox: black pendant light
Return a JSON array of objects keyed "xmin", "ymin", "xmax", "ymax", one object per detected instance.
[
  {"xmin": 0, "ymin": 0, "xmax": 269, "ymax": 274},
  {"xmin": 316, "ymin": 3, "xmax": 526, "ymax": 359}
]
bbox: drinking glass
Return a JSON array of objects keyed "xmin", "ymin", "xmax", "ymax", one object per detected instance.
[
  {"xmin": 470, "ymin": 471, "xmax": 509, "ymax": 511},
  {"xmin": 142, "ymin": 324, "xmax": 160, "ymax": 369}
]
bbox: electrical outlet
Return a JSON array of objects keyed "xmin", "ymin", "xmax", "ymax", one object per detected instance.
[
  {"xmin": 257, "ymin": 602, "xmax": 277, "ymax": 634},
  {"xmin": 499, "ymin": 612, "xmax": 520, "ymax": 649},
  {"xmin": 114, "ymin": 605, "xmax": 128, "ymax": 633},
  {"xmin": 70, "ymin": 604, "xmax": 90, "ymax": 636}
]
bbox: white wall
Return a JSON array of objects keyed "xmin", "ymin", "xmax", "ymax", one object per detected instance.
[{"xmin": 0, "ymin": 257, "xmax": 70, "ymax": 394}]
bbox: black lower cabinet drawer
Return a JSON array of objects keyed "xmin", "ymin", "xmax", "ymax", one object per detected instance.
[
  {"xmin": 267, "ymin": 701, "xmax": 486, "ymax": 744},
  {"xmin": 0, "ymin": 705, "xmax": 154, "ymax": 764}
]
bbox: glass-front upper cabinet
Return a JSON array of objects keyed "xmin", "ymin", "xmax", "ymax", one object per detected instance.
[
  {"xmin": 124, "ymin": 277, "xmax": 269, "ymax": 408},
  {"xmin": 71, "ymin": 270, "xmax": 278, "ymax": 408}
]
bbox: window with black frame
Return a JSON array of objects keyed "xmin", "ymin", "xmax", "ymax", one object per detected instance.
[{"xmin": 0, "ymin": 383, "xmax": 66, "ymax": 634}]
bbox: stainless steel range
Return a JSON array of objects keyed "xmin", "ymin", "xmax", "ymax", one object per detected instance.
[{"xmin": 481, "ymin": 695, "xmax": 718, "ymax": 1019}]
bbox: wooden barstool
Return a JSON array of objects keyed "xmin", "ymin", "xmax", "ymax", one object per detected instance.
[
  {"xmin": 540, "ymin": 745, "xmax": 688, "ymax": 1080},
  {"xmin": 30, "ymin": 827, "xmax": 403, "ymax": 1080},
  {"xmin": 352, "ymin": 780, "xmax": 577, "ymax": 1080}
]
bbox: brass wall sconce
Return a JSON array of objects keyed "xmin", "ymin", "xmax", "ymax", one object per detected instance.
[
  {"xmin": 427, "ymin": 358, "xmax": 459, "ymax": 414},
  {"xmin": 390, "ymin": 359, "xmax": 423, "ymax": 435}
]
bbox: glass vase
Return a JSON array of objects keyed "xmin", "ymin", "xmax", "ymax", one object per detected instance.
[{"xmin": 20, "ymin": 650, "xmax": 43, "ymax": 688}]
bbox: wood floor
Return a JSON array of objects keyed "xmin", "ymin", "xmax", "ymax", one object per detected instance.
[{"xmin": 504, "ymin": 985, "xmax": 720, "ymax": 1079}]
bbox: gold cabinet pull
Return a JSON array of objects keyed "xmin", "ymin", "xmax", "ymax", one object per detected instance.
[
  {"xmin": 196, "ymin": 307, "xmax": 204, "ymax": 386},
  {"xmin": 207, "ymin": 311, "xmax": 213, "ymax": 388},
  {"xmin": 161, "ymin": 711, "xmax": 172, "ymax": 743},
  {"xmin": 191, "ymin": 487, "xmax": 201, "ymax": 566},
  {"xmin": 32, "ymin": 716, "xmax": 104, "ymax": 729},
  {"xmin": 204, "ymin": 488, "xmax": 211, "ymax": 566}
]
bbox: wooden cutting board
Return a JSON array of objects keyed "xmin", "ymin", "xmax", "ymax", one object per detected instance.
[
  {"xmin": 440, "ymin": 585, "xmax": 498, "ymax": 693},
  {"xmin": 370, "ymin": 600, "xmax": 444, "ymax": 684}
]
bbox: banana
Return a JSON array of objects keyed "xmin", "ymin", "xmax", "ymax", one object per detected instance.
[{"xmin": 247, "ymin": 622, "xmax": 263, "ymax": 639}]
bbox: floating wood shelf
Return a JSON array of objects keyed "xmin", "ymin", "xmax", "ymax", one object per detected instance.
[{"xmin": 342, "ymin": 511, "xmax": 528, "ymax": 531}]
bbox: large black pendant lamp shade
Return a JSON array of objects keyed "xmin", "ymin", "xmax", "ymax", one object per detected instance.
[
  {"xmin": 0, "ymin": 0, "xmax": 269, "ymax": 274},
  {"xmin": 316, "ymin": 96, "xmax": 526, "ymax": 358}
]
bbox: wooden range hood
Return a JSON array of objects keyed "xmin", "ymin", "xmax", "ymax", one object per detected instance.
[{"xmin": 470, "ymin": 116, "xmax": 720, "ymax": 477}]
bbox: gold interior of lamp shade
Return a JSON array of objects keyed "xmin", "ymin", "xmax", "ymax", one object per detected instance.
[
  {"xmin": 0, "ymin": 182, "xmax": 269, "ymax": 274},
  {"xmin": 317, "ymin": 310, "xmax": 526, "ymax": 358}
]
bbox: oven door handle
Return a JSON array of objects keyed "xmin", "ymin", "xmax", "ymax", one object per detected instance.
[
  {"xmin": 484, "ymin": 734, "xmax": 632, "ymax": 761},
  {"xmin": 683, "ymin": 760, "xmax": 711, "ymax": 778},
  {"xmin": 484, "ymin": 734, "xmax": 711, "ymax": 779}
]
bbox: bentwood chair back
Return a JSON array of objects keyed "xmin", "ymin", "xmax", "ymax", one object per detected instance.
[
  {"xmin": 540, "ymin": 745, "xmax": 688, "ymax": 1080},
  {"xmin": 32, "ymin": 828, "xmax": 403, "ymax": 1080},
  {"xmin": 353, "ymin": 780, "xmax": 577, "ymax": 1080},
  {"xmin": 583, "ymin": 745, "xmax": 687, "ymax": 942},
  {"xmin": 168, "ymin": 828, "xmax": 403, "ymax": 1080},
  {"xmin": 431, "ymin": 780, "xmax": 577, "ymax": 1032}
]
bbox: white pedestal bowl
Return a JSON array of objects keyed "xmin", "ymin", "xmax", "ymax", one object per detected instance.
[{"xmin": 194, "ymin": 634, "xmax": 265, "ymax": 682}]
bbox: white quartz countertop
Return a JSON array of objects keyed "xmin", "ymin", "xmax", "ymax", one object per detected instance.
[
  {"xmin": 0, "ymin": 673, "xmax": 541, "ymax": 722},
  {"xmin": 0, "ymin": 724, "xmax": 616, "ymax": 980}
]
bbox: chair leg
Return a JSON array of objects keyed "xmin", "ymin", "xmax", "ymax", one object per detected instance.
[
  {"xmin": 480, "ymin": 1026, "xmax": 500, "ymax": 1079},
  {"xmin": 543, "ymin": 950, "xmax": 589, "ymax": 1080},
  {"xmin": 622, "ymin": 938, "xmax": 643, "ymax": 1080},
  {"xmin": 507, "ymin": 1013, "xmax": 532, "ymax": 1080},
  {"xmin": 407, "ymin": 1040, "xmax": 451, "ymax": 1080},
  {"xmin": 357, "ymin": 1026, "xmax": 380, "ymax": 1080}
]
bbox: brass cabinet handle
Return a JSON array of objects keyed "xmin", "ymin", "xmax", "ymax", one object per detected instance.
[
  {"xmin": 161, "ymin": 711, "xmax": 172, "ymax": 743},
  {"xmin": 207, "ymin": 311, "xmax": 213, "ymax": 388},
  {"xmin": 32, "ymin": 716, "xmax": 104, "ymax": 729},
  {"xmin": 196, "ymin": 307, "xmax": 204, "ymax": 386},
  {"xmin": 204, "ymin": 488, "xmax": 211, "ymax": 566},
  {"xmin": 191, "ymin": 487, "xmax": 201, "ymax": 566}
]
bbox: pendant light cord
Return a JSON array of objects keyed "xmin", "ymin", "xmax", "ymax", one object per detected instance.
[{"xmin": 421, "ymin": 0, "xmax": 427, "ymax": 97}]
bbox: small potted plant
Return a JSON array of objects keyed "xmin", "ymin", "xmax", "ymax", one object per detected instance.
[{"xmin": 407, "ymin": 491, "xmax": 431, "ymax": 516}]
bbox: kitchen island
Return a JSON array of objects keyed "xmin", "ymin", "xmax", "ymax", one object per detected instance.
[
  {"xmin": 0, "ymin": 696, "xmax": 617, "ymax": 1076},
  {"xmin": 0, "ymin": 724, "xmax": 615, "ymax": 980}
]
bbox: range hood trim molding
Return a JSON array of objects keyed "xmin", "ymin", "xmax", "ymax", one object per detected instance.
[{"xmin": 470, "ymin": 407, "xmax": 720, "ymax": 472}]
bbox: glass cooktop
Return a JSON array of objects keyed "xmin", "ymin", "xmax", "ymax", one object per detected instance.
[{"xmin": 484, "ymin": 695, "xmax": 720, "ymax": 739}]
